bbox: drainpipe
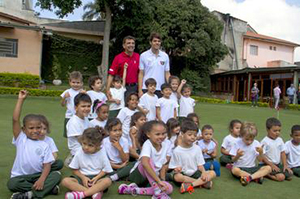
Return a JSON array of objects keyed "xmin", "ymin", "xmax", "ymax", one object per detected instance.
[{"xmin": 229, "ymin": 17, "xmax": 239, "ymax": 70}]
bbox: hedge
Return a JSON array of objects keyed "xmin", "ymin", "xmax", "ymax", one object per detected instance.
[
  {"xmin": 0, "ymin": 87, "xmax": 62, "ymax": 97},
  {"xmin": 0, "ymin": 73, "xmax": 40, "ymax": 88}
]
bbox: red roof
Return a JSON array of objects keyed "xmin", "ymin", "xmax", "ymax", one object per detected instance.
[{"xmin": 244, "ymin": 31, "xmax": 300, "ymax": 47}]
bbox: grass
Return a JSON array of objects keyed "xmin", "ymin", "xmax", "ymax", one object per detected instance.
[{"xmin": 0, "ymin": 95, "xmax": 299, "ymax": 199}]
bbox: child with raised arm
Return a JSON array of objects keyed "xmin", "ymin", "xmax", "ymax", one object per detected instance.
[
  {"xmin": 220, "ymin": 119, "xmax": 242, "ymax": 168},
  {"xmin": 61, "ymin": 71, "xmax": 84, "ymax": 137},
  {"xmin": 197, "ymin": 125, "xmax": 221, "ymax": 176},
  {"xmin": 138, "ymin": 78, "xmax": 158, "ymax": 121},
  {"xmin": 156, "ymin": 83, "xmax": 178, "ymax": 123},
  {"xmin": 87, "ymin": 75, "xmax": 107, "ymax": 119},
  {"xmin": 108, "ymin": 64, "xmax": 127, "ymax": 118},
  {"xmin": 169, "ymin": 120, "xmax": 216, "ymax": 194},
  {"xmin": 285, "ymin": 125, "xmax": 300, "ymax": 177},
  {"xmin": 62, "ymin": 127, "xmax": 112, "ymax": 199},
  {"xmin": 118, "ymin": 121, "xmax": 173, "ymax": 199},
  {"xmin": 7, "ymin": 90, "xmax": 61, "ymax": 199},
  {"xmin": 177, "ymin": 79, "xmax": 195, "ymax": 121},
  {"xmin": 260, "ymin": 117, "xmax": 292, "ymax": 181},
  {"xmin": 230, "ymin": 122, "xmax": 272, "ymax": 186}
]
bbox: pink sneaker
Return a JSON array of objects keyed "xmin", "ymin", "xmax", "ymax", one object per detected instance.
[
  {"xmin": 65, "ymin": 191, "xmax": 84, "ymax": 199},
  {"xmin": 92, "ymin": 192, "xmax": 103, "ymax": 199},
  {"xmin": 152, "ymin": 191, "xmax": 171, "ymax": 199},
  {"xmin": 118, "ymin": 183, "xmax": 138, "ymax": 195}
]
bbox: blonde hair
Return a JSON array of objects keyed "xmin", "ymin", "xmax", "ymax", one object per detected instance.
[{"xmin": 240, "ymin": 122, "xmax": 258, "ymax": 138}]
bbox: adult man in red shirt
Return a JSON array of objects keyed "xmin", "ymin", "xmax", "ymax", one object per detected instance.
[{"xmin": 106, "ymin": 36, "xmax": 140, "ymax": 98}]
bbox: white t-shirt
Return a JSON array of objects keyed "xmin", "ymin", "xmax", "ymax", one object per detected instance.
[
  {"xmin": 87, "ymin": 90, "xmax": 107, "ymax": 119},
  {"xmin": 170, "ymin": 92, "xmax": 179, "ymax": 115},
  {"xmin": 69, "ymin": 148, "xmax": 113, "ymax": 175},
  {"xmin": 11, "ymin": 132, "xmax": 54, "ymax": 177},
  {"xmin": 138, "ymin": 93, "xmax": 158, "ymax": 121},
  {"xmin": 60, "ymin": 88, "xmax": 81, "ymax": 118},
  {"xmin": 197, "ymin": 140, "xmax": 216, "ymax": 159},
  {"xmin": 89, "ymin": 118, "xmax": 107, "ymax": 129},
  {"xmin": 261, "ymin": 136, "xmax": 285, "ymax": 165},
  {"xmin": 285, "ymin": 140, "xmax": 300, "ymax": 168},
  {"xmin": 221, "ymin": 134, "xmax": 238, "ymax": 153},
  {"xmin": 140, "ymin": 49, "xmax": 170, "ymax": 90},
  {"xmin": 109, "ymin": 87, "xmax": 126, "ymax": 111},
  {"xmin": 169, "ymin": 145, "xmax": 205, "ymax": 176},
  {"xmin": 117, "ymin": 107, "xmax": 138, "ymax": 143},
  {"xmin": 179, "ymin": 96, "xmax": 195, "ymax": 117},
  {"xmin": 102, "ymin": 137, "xmax": 129, "ymax": 164},
  {"xmin": 230, "ymin": 138, "xmax": 261, "ymax": 168},
  {"xmin": 156, "ymin": 97, "xmax": 178, "ymax": 123},
  {"xmin": 67, "ymin": 115, "xmax": 91, "ymax": 155},
  {"xmin": 43, "ymin": 136, "xmax": 58, "ymax": 153}
]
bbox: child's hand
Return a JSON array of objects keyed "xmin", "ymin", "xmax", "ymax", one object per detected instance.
[
  {"xmin": 64, "ymin": 92, "xmax": 70, "ymax": 98},
  {"xmin": 111, "ymin": 138, "xmax": 122, "ymax": 150},
  {"xmin": 90, "ymin": 176, "xmax": 100, "ymax": 186},
  {"xmin": 33, "ymin": 178, "xmax": 45, "ymax": 190},
  {"xmin": 255, "ymin": 145, "xmax": 264, "ymax": 154},
  {"xmin": 201, "ymin": 171, "xmax": 210, "ymax": 182},
  {"xmin": 283, "ymin": 166, "xmax": 293, "ymax": 175},
  {"xmin": 80, "ymin": 90, "xmax": 86, "ymax": 94},
  {"xmin": 115, "ymin": 99, "xmax": 121, "ymax": 105},
  {"xmin": 174, "ymin": 167, "xmax": 182, "ymax": 173},
  {"xmin": 236, "ymin": 149, "xmax": 244, "ymax": 157},
  {"xmin": 82, "ymin": 176, "xmax": 91, "ymax": 188},
  {"xmin": 157, "ymin": 181, "xmax": 169, "ymax": 192},
  {"xmin": 119, "ymin": 160, "xmax": 128, "ymax": 168},
  {"xmin": 143, "ymin": 109, "xmax": 149, "ymax": 115},
  {"xmin": 271, "ymin": 164, "xmax": 280, "ymax": 172},
  {"xmin": 124, "ymin": 62, "xmax": 128, "ymax": 69},
  {"xmin": 181, "ymin": 79, "xmax": 187, "ymax": 84},
  {"xmin": 18, "ymin": 90, "xmax": 28, "ymax": 99},
  {"xmin": 202, "ymin": 148, "xmax": 208, "ymax": 154}
]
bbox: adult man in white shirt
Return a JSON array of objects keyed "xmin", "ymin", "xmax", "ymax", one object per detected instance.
[{"xmin": 138, "ymin": 32, "xmax": 171, "ymax": 98}]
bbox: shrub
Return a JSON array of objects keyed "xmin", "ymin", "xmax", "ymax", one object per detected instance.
[
  {"xmin": 180, "ymin": 68, "xmax": 209, "ymax": 93},
  {"xmin": 0, "ymin": 73, "xmax": 40, "ymax": 88},
  {"xmin": 0, "ymin": 87, "xmax": 62, "ymax": 97},
  {"xmin": 286, "ymin": 104, "xmax": 300, "ymax": 110}
]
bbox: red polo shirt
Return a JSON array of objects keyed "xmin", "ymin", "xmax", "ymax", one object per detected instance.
[{"xmin": 108, "ymin": 52, "xmax": 140, "ymax": 84}]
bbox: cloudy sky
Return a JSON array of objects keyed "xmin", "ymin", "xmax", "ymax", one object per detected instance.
[{"xmin": 34, "ymin": 0, "xmax": 300, "ymax": 61}]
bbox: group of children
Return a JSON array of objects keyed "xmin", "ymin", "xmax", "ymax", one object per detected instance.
[{"xmin": 7, "ymin": 71, "xmax": 300, "ymax": 199}]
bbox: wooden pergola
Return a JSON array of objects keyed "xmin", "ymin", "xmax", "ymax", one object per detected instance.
[{"xmin": 210, "ymin": 66, "xmax": 300, "ymax": 103}]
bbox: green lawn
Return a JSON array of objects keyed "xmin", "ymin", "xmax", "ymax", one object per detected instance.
[{"xmin": 0, "ymin": 95, "xmax": 299, "ymax": 199}]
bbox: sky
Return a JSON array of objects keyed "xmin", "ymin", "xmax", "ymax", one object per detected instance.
[{"xmin": 34, "ymin": 0, "xmax": 300, "ymax": 61}]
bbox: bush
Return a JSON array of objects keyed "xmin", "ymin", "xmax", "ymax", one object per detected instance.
[
  {"xmin": 0, "ymin": 73, "xmax": 40, "ymax": 88},
  {"xmin": 180, "ymin": 68, "xmax": 210, "ymax": 93},
  {"xmin": 286, "ymin": 104, "xmax": 300, "ymax": 110},
  {"xmin": 0, "ymin": 87, "xmax": 62, "ymax": 97}
]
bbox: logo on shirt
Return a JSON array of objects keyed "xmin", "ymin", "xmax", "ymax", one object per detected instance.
[
  {"xmin": 134, "ymin": 60, "xmax": 136, "ymax": 64},
  {"xmin": 35, "ymin": 148, "xmax": 42, "ymax": 156},
  {"xmin": 160, "ymin": 61, "xmax": 165, "ymax": 65}
]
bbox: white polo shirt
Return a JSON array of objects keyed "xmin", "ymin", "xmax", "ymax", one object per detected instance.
[{"xmin": 140, "ymin": 49, "xmax": 170, "ymax": 90}]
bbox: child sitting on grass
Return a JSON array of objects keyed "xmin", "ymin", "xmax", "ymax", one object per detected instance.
[
  {"xmin": 230, "ymin": 122, "xmax": 272, "ymax": 186},
  {"xmin": 285, "ymin": 125, "xmax": 300, "ymax": 177},
  {"xmin": 7, "ymin": 90, "xmax": 61, "ymax": 199}
]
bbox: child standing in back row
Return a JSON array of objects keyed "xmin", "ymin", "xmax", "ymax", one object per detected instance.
[{"xmin": 177, "ymin": 79, "xmax": 195, "ymax": 120}]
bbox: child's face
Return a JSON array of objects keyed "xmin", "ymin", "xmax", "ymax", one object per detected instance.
[
  {"xmin": 291, "ymin": 130, "xmax": 300, "ymax": 145},
  {"xmin": 147, "ymin": 124, "xmax": 166, "ymax": 147},
  {"xmin": 231, "ymin": 123, "xmax": 241, "ymax": 137},
  {"xmin": 81, "ymin": 139, "xmax": 100, "ymax": 154},
  {"xmin": 92, "ymin": 79, "xmax": 102, "ymax": 92},
  {"xmin": 127, "ymin": 95, "xmax": 138, "ymax": 110},
  {"xmin": 136, "ymin": 116, "xmax": 146, "ymax": 128},
  {"xmin": 191, "ymin": 117, "xmax": 199, "ymax": 127},
  {"xmin": 109, "ymin": 124, "xmax": 122, "ymax": 141},
  {"xmin": 202, "ymin": 129, "xmax": 213, "ymax": 142},
  {"xmin": 23, "ymin": 120, "xmax": 42, "ymax": 140},
  {"xmin": 182, "ymin": 130, "xmax": 197, "ymax": 146},
  {"xmin": 76, "ymin": 101, "xmax": 91, "ymax": 119},
  {"xmin": 147, "ymin": 84, "xmax": 156, "ymax": 94},
  {"xmin": 113, "ymin": 81, "xmax": 122, "ymax": 89},
  {"xmin": 97, "ymin": 106, "xmax": 109, "ymax": 121},
  {"xmin": 39, "ymin": 123, "xmax": 48, "ymax": 140},
  {"xmin": 170, "ymin": 79, "xmax": 179, "ymax": 92},
  {"xmin": 69, "ymin": 78, "xmax": 83, "ymax": 91},
  {"xmin": 267, "ymin": 125, "xmax": 281, "ymax": 140},
  {"xmin": 161, "ymin": 87, "xmax": 172, "ymax": 98},
  {"xmin": 242, "ymin": 135, "xmax": 255, "ymax": 146},
  {"xmin": 182, "ymin": 87, "xmax": 191, "ymax": 97},
  {"xmin": 172, "ymin": 126, "xmax": 181, "ymax": 135}
]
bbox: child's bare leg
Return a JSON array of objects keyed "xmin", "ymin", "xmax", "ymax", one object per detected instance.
[
  {"xmin": 84, "ymin": 178, "xmax": 112, "ymax": 196},
  {"xmin": 192, "ymin": 171, "xmax": 216, "ymax": 187},
  {"xmin": 174, "ymin": 173, "xmax": 196, "ymax": 183},
  {"xmin": 267, "ymin": 173, "xmax": 285, "ymax": 181},
  {"xmin": 61, "ymin": 177, "xmax": 88, "ymax": 192},
  {"xmin": 232, "ymin": 167, "xmax": 251, "ymax": 178},
  {"xmin": 251, "ymin": 166, "xmax": 272, "ymax": 180}
]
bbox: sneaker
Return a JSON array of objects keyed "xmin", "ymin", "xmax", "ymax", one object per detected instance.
[
  {"xmin": 254, "ymin": 177, "xmax": 264, "ymax": 184},
  {"xmin": 65, "ymin": 191, "xmax": 84, "ymax": 199},
  {"xmin": 202, "ymin": 181, "xmax": 213, "ymax": 189},
  {"xmin": 51, "ymin": 185, "xmax": 60, "ymax": 195},
  {"xmin": 11, "ymin": 191, "xmax": 32, "ymax": 199},
  {"xmin": 92, "ymin": 192, "xmax": 103, "ymax": 199},
  {"xmin": 152, "ymin": 191, "xmax": 171, "ymax": 199},
  {"xmin": 180, "ymin": 182, "xmax": 194, "ymax": 194},
  {"xmin": 225, "ymin": 163, "xmax": 233, "ymax": 170},
  {"xmin": 240, "ymin": 176, "xmax": 251, "ymax": 186},
  {"xmin": 118, "ymin": 183, "xmax": 138, "ymax": 195}
]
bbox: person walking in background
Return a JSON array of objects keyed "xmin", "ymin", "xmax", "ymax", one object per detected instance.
[
  {"xmin": 251, "ymin": 83, "xmax": 259, "ymax": 107},
  {"xmin": 273, "ymin": 84, "xmax": 281, "ymax": 110},
  {"xmin": 286, "ymin": 84, "xmax": 296, "ymax": 104}
]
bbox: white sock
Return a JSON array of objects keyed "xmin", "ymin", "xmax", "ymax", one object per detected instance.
[{"xmin": 109, "ymin": 174, "xmax": 119, "ymax": 181}]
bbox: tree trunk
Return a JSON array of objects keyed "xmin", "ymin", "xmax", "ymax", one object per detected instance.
[{"xmin": 98, "ymin": 2, "xmax": 111, "ymax": 86}]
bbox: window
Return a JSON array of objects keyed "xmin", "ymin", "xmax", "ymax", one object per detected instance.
[
  {"xmin": 273, "ymin": 46, "xmax": 276, "ymax": 51},
  {"xmin": 269, "ymin": 46, "xmax": 272, "ymax": 50},
  {"xmin": 0, "ymin": 38, "xmax": 18, "ymax": 58},
  {"xmin": 250, "ymin": 45, "xmax": 258, "ymax": 56}
]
